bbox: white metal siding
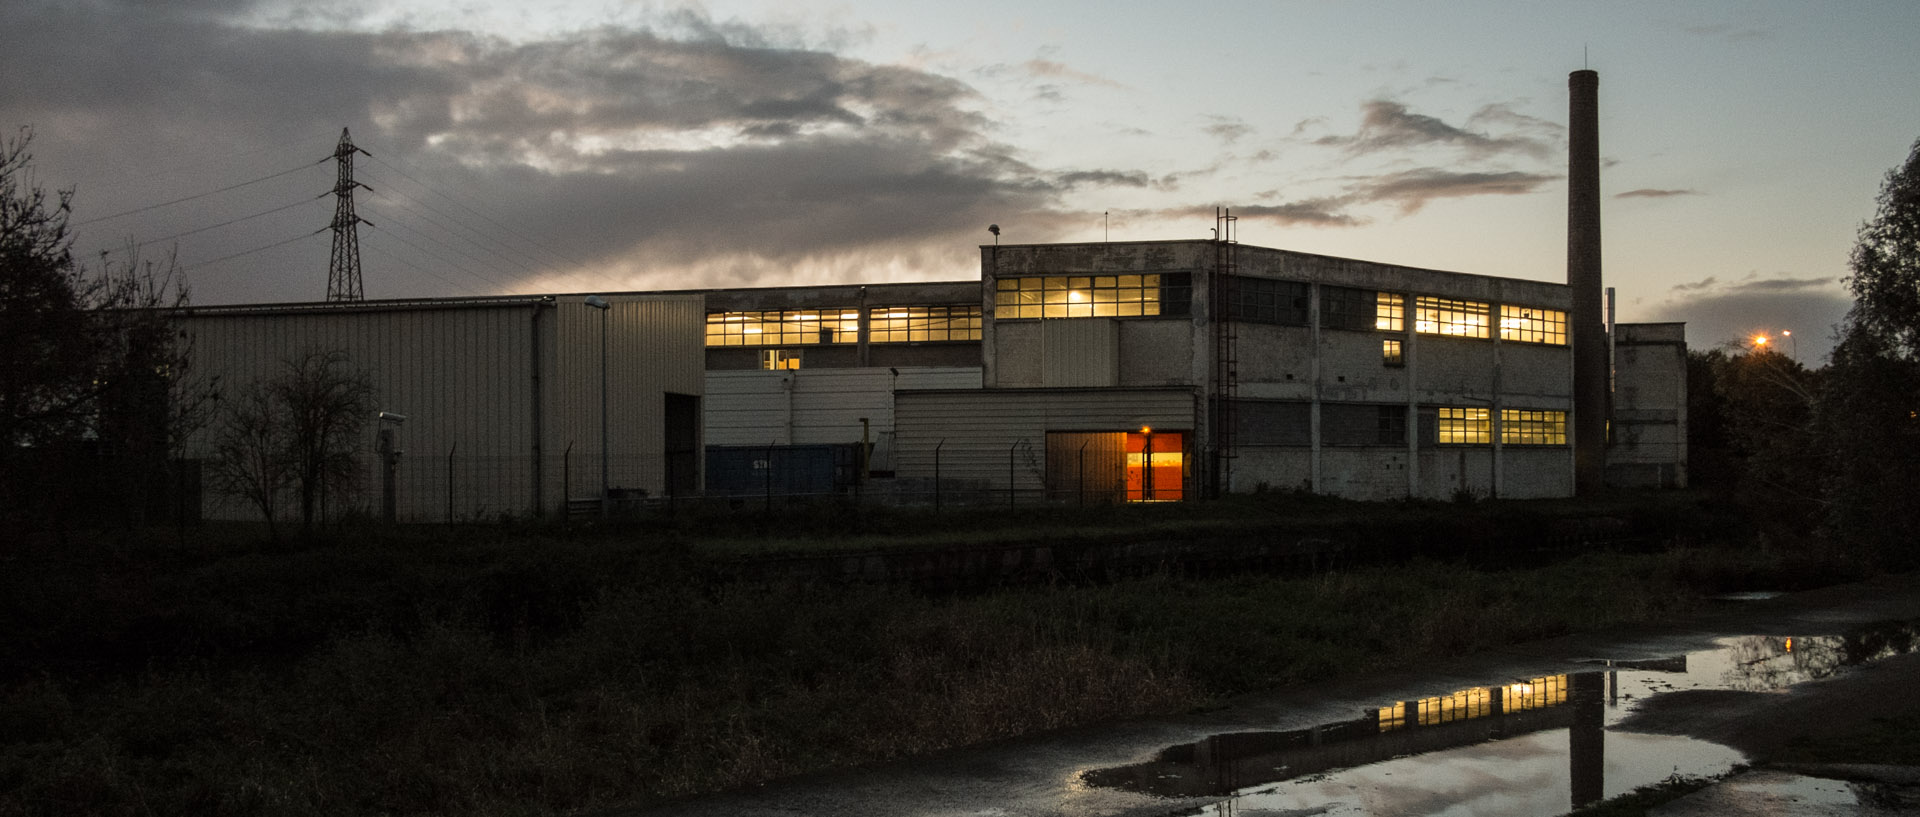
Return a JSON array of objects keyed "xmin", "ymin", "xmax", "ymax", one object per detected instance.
[{"xmin": 893, "ymin": 388, "xmax": 1194, "ymax": 494}]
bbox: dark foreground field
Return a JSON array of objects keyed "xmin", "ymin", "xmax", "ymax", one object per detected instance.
[{"xmin": 0, "ymin": 492, "xmax": 1879, "ymax": 816}]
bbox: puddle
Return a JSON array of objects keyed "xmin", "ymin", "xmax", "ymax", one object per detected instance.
[{"xmin": 1083, "ymin": 619, "xmax": 1920, "ymax": 816}]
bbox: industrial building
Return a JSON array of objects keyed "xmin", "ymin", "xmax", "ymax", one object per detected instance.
[
  {"xmin": 173, "ymin": 69, "xmax": 1683, "ymax": 522},
  {"xmin": 176, "ymin": 294, "xmax": 704, "ymax": 522}
]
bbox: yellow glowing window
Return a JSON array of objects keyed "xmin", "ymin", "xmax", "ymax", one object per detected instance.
[
  {"xmin": 1383, "ymin": 339, "xmax": 1404, "ymax": 367},
  {"xmin": 760, "ymin": 350, "xmax": 801, "ymax": 370},
  {"xmin": 1415, "ymin": 296, "xmax": 1490, "ymax": 338},
  {"xmin": 1501, "ymin": 409, "xmax": 1567, "ymax": 445},
  {"xmin": 992, "ymin": 274, "xmax": 1190, "ymax": 319},
  {"xmin": 1322, "ymin": 287, "xmax": 1402, "ymax": 332},
  {"xmin": 1499, "ymin": 305, "xmax": 1567, "ymax": 345},
  {"xmin": 1438, "ymin": 407, "xmax": 1491, "ymax": 444},
  {"xmin": 1376, "ymin": 293, "xmax": 1405, "ymax": 332},
  {"xmin": 706, "ymin": 309, "xmax": 860, "ymax": 346},
  {"xmin": 868, "ymin": 305, "xmax": 982, "ymax": 343}
]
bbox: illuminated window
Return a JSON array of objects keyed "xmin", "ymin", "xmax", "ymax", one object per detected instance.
[
  {"xmin": 868, "ymin": 305, "xmax": 981, "ymax": 343},
  {"xmin": 1499, "ymin": 305, "xmax": 1567, "ymax": 345},
  {"xmin": 1324, "ymin": 287, "xmax": 1404, "ymax": 332},
  {"xmin": 707, "ymin": 309, "xmax": 859, "ymax": 346},
  {"xmin": 1415, "ymin": 296, "xmax": 1490, "ymax": 338},
  {"xmin": 760, "ymin": 350, "xmax": 801, "ymax": 370},
  {"xmin": 1227, "ymin": 276, "xmax": 1310, "ymax": 325},
  {"xmin": 993, "ymin": 274, "xmax": 1191, "ymax": 319},
  {"xmin": 1501, "ymin": 409, "xmax": 1567, "ymax": 445},
  {"xmin": 1437, "ymin": 407, "xmax": 1491, "ymax": 444},
  {"xmin": 1383, "ymin": 339, "xmax": 1404, "ymax": 367}
]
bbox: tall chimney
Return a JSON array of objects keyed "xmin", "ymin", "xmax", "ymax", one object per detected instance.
[{"xmin": 1568, "ymin": 69, "xmax": 1607, "ymax": 494}]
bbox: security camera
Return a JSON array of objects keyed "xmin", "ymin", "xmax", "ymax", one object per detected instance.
[{"xmin": 377, "ymin": 411, "xmax": 408, "ymax": 424}]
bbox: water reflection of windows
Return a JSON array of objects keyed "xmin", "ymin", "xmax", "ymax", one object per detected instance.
[
  {"xmin": 992, "ymin": 273, "xmax": 1191, "ymax": 319},
  {"xmin": 1502, "ymin": 674, "xmax": 1568, "ymax": 712},
  {"xmin": 868, "ymin": 305, "xmax": 981, "ymax": 342},
  {"xmin": 707, "ymin": 309, "xmax": 860, "ymax": 346},
  {"xmin": 1417, "ymin": 687, "xmax": 1492, "ymax": 725}
]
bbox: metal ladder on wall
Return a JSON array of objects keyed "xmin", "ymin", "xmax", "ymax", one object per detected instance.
[{"xmin": 1211, "ymin": 207, "xmax": 1239, "ymax": 497}]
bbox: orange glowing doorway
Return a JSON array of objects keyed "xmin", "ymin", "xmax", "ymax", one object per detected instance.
[{"xmin": 1125, "ymin": 429, "xmax": 1184, "ymax": 502}]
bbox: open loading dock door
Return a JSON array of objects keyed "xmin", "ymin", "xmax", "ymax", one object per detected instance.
[{"xmin": 1047, "ymin": 430, "xmax": 1185, "ymax": 504}]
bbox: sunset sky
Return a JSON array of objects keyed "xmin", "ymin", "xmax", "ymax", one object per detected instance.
[{"xmin": 6, "ymin": 0, "xmax": 1918, "ymax": 361}]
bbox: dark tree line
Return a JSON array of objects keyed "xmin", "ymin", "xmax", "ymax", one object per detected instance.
[{"xmin": 1691, "ymin": 136, "xmax": 1920, "ymax": 564}]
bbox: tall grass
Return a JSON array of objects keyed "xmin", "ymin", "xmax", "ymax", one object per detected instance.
[{"xmin": 0, "ymin": 523, "xmax": 1790, "ymax": 816}]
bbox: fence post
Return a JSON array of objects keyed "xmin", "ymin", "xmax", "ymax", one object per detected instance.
[
  {"xmin": 446, "ymin": 443, "xmax": 456, "ymax": 525},
  {"xmin": 934, "ymin": 439, "xmax": 945, "ymax": 512},
  {"xmin": 1009, "ymin": 439, "xmax": 1020, "ymax": 509},
  {"xmin": 1079, "ymin": 438, "xmax": 1090, "ymax": 508},
  {"xmin": 764, "ymin": 441, "xmax": 776, "ymax": 512},
  {"xmin": 562, "ymin": 441, "xmax": 573, "ymax": 518}
]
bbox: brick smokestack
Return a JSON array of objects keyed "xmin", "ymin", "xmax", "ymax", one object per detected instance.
[{"xmin": 1568, "ymin": 69, "xmax": 1607, "ymax": 494}]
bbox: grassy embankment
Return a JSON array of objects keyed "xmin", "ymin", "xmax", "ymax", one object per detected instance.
[{"xmin": 0, "ymin": 490, "xmax": 1869, "ymax": 816}]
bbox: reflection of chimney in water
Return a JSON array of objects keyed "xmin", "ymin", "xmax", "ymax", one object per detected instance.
[
  {"xmin": 1569, "ymin": 671, "xmax": 1607, "ymax": 809},
  {"xmin": 1569, "ymin": 69, "xmax": 1608, "ymax": 494}
]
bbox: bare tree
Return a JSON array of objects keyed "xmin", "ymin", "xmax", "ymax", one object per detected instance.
[
  {"xmin": 207, "ymin": 350, "xmax": 374, "ymax": 536},
  {"xmin": 207, "ymin": 386, "xmax": 292, "ymax": 540},
  {"xmin": 276, "ymin": 350, "xmax": 374, "ymax": 530}
]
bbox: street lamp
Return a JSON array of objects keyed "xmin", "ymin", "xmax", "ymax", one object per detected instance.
[
  {"xmin": 585, "ymin": 295, "xmax": 611, "ymax": 517},
  {"xmin": 1782, "ymin": 329, "xmax": 1797, "ymax": 362}
]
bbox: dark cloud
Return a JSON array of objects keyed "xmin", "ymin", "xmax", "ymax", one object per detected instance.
[
  {"xmin": 1616, "ymin": 188, "xmax": 1701, "ymax": 199},
  {"xmin": 1348, "ymin": 168, "xmax": 1559, "ymax": 213},
  {"xmin": 1202, "ymin": 115, "xmax": 1252, "ymax": 145},
  {"xmin": 1229, "ymin": 199, "xmax": 1362, "ymax": 227},
  {"xmin": 1313, "ymin": 100, "xmax": 1555, "ymax": 160},
  {"xmin": 0, "ymin": 0, "xmax": 1084, "ymax": 301},
  {"xmin": 1640, "ymin": 274, "xmax": 1852, "ymax": 361},
  {"xmin": 1053, "ymin": 170, "xmax": 1151, "ymax": 189}
]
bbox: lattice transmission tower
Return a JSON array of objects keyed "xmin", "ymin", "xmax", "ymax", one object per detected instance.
[{"xmin": 326, "ymin": 127, "xmax": 371, "ymax": 301}]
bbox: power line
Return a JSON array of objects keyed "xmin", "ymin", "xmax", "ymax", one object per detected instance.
[
  {"xmin": 102, "ymin": 194, "xmax": 328, "ymax": 256},
  {"xmin": 362, "ymin": 153, "xmax": 605, "ymax": 289},
  {"xmin": 75, "ymin": 159, "xmax": 325, "ymax": 227},
  {"xmin": 180, "ymin": 228, "xmax": 326, "ymax": 273},
  {"xmin": 357, "ymin": 203, "xmax": 515, "ymax": 291}
]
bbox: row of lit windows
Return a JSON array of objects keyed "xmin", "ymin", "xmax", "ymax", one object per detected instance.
[
  {"xmin": 1227, "ymin": 279, "xmax": 1563, "ymax": 345},
  {"xmin": 706, "ymin": 306, "xmax": 983, "ymax": 346},
  {"xmin": 1436, "ymin": 408, "xmax": 1569, "ymax": 445},
  {"xmin": 992, "ymin": 274, "xmax": 1189, "ymax": 319},
  {"xmin": 1376, "ymin": 675, "xmax": 1569, "ymax": 732}
]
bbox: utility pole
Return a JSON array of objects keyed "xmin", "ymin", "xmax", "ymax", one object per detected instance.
[{"xmin": 327, "ymin": 128, "xmax": 371, "ymax": 301}]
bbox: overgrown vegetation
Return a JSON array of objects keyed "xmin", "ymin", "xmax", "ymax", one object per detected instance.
[{"xmin": 0, "ymin": 515, "xmax": 1835, "ymax": 817}]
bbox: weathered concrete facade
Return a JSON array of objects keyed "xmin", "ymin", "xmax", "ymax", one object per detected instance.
[
  {"xmin": 1609, "ymin": 322, "xmax": 1689, "ymax": 488},
  {"xmin": 972, "ymin": 240, "xmax": 1579, "ymax": 501}
]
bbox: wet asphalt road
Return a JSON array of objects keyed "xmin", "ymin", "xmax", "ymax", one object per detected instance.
[{"xmin": 609, "ymin": 574, "xmax": 1920, "ymax": 817}]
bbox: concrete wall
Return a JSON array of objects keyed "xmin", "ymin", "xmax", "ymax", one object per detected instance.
[{"xmin": 1609, "ymin": 322, "xmax": 1688, "ymax": 488}]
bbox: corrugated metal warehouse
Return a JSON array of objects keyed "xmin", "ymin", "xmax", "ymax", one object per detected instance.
[{"xmin": 177, "ymin": 294, "xmax": 703, "ymax": 522}]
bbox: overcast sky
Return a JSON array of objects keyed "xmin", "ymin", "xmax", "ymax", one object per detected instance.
[{"xmin": 6, "ymin": 0, "xmax": 1917, "ymax": 361}]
